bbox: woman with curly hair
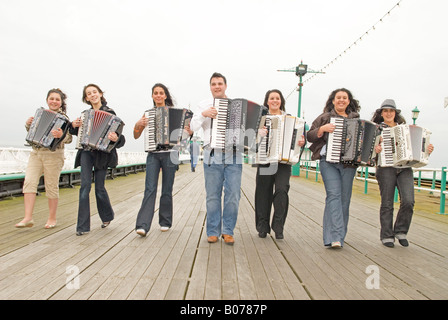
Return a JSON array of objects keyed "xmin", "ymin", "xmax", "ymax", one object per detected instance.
[{"xmin": 307, "ymin": 88, "xmax": 361, "ymax": 248}]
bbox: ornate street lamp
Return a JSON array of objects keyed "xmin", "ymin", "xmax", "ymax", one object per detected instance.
[{"xmin": 412, "ymin": 106, "xmax": 420, "ymax": 125}]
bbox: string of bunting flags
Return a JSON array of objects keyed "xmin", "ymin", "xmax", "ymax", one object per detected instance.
[{"xmin": 286, "ymin": 0, "xmax": 404, "ymax": 101}]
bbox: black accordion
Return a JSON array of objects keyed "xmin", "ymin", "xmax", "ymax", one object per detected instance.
[
  {"xmin": 379, "ymin": 124, "xmax": 431, "ymax": 168},
  {"xmin": 25, "ymin": 107, "xmax": 70, "ymax": 151},
  {"xmin": 256, "ymin": 115, "xmax": 306, "ymax": 165},
  {"xmin": 326, "ymin": 117, "xmax": 381, "ymax": 166},
  {"xmin": 144, "ymin": 107, "xmax": 193, "ymax": 152},
  {"xmin": 76, "ymin": 109, "xmax": 124, "ymax": 153},
  {"xmin": 210, "ymin": 98, "xmax": 268, "ymax": 151}
]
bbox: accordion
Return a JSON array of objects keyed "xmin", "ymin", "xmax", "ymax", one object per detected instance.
[
  {"xmin": 76, "ymin": 109, "xmax": 124, "ymax": 153},
  {"xmin": 256, "ymin": 115, "xmax": 306, "ymax": 165},
  {"xmin": 144, "ymin": 107, "xmax": 193, "ymax": 152},
  {"xmin": 26, "ymin": 107, "xmax": 70, "ymax": 151},
  {"xmin": 210, "ymin": 98, "xmax": 268, "ymax": 151},
  {"xmin": 326, "ymin": 117, "xmax": 381, "ymax": 166},
  {"xmin": 379, "ymin": 124, "xmax": 431, "ymax": 168}
]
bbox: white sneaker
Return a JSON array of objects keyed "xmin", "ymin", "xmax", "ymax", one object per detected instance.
[
  {"xmin": 160, "ymin": 226, "xmax": 170, "ymax": 232},
  {"xmin": 136, "ymin": 229, "xmax": 147, "ymax": 237},
  {"xmin": 331, "ymin": 241, "xmax": 342, "ymax": 248}
]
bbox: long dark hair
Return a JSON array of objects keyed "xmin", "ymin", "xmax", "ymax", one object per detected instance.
[
  {"xmin": 47, "ymin": 88, "xmax": 67, "ymax": 113},
  {"xmin": 82, "ymin": 83, "xmax": 107, "ymax": 106},
  {"xmin": 323, "ymin": 88, "xmax": 360, "ymax": 114},
  {"xmin": 371, "ymin": 109, "xmax": 406, "ymax": 125},
  {"xmin": 263, "ymin": 89, "xmax": 286, "ymax": 112},
  {"xmin": 152, "ymin": 83, "xmax": 174, "ymax": 107}
]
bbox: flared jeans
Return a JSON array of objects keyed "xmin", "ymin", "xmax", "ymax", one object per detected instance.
[
  {"xmin": 319, "ymin": 158, "xmax": 356, "ymax": 246},
  {"xmin": 77, "ymin": 150, "xmax": 114, "ymax": 233},
  {"xmin": 135, "ymin": 151, "xmax": 178, "ymax": 233}
]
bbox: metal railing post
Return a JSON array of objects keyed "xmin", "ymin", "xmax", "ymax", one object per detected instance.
[
  {"xmin": 394, "ymin": 187, "xmax": 399, "ymax": 203},
  {"xmin": 438, "ymin": 167, "xmax": 447, "ymax": 215},
  {"xmin": 364, "ymin": 167, "xmax": 369, "ymax": 194}
]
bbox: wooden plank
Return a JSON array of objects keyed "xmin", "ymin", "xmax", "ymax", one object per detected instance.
[{"xmin": 0, "ymin": 163, "xmax": 447, "ymax": 300}]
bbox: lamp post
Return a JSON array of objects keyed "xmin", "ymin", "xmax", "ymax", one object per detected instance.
[
  {"xmin": 277, "ymin": 60, "xmax": 324, "ymax": 118},
  {"xmin": 412, "ymin": 106, "xmax": 420, "ymax": 125},
  {"xmin": 295, "ymin": 62, "xmax": 308, "ymax": 118},
  {"xmin": 278, "ymin": 61, "xmax": 325, "ymax": 176}
]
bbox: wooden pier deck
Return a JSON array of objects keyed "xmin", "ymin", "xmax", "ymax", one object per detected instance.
[{"xmin": 0, "ymin": 163, "xmax": 447, "ymax": 301}]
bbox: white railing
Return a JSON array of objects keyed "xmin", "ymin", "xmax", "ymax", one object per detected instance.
[{"xmin": 0, "ymin": 147, "xmax": 148, "ymax": 175}]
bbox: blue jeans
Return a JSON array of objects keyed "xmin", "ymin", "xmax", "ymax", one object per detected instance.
[
  {"xmin": 77, "ymin": 150, "xmax": 114, "ymax": 233},
  {"xmin": 135, "ymin": 151, "xmax": 178, "ymax": 233},
  {"xmin": 376, "ymin": 167, "xmax": 414, "ymax": 242},
  {"xmin": 319, "ymin": 158, "xmax": 356, "ymax": 246},
  {"xmin": 203, "ymin": 149, "xmax": 242, "ymax": 237},
  {"xmin": 190, "ymin": 142, "xmax": 199, "ymax": 171}
]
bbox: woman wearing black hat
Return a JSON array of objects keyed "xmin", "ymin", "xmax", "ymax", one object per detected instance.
[{"xmin": 372, "ymin": 99, "xmax": 434, "ymax": 247}]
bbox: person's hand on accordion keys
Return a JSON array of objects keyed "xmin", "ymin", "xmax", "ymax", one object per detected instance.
[{"xmin": 202, "ymin": 106, "xmax": 218, "ymax": 119}]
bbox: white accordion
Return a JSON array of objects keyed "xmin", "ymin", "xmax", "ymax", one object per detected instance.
[
  {"xmin": 256, "ymin": 114, "xmax": 305, "ymax": 165},
  {"xmin": 379, "ymin": 124, "xmax": 431, "ymax": 168}
]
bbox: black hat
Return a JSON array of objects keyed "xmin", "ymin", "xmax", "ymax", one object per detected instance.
[{"xmin": 377, "ymin": 99, "xmax": 401, "ymax": 114}]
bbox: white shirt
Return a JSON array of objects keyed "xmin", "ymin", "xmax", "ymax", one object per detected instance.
[{"xmin": 190, "ymin": 98, "xmax": 214, "ymax": 146}]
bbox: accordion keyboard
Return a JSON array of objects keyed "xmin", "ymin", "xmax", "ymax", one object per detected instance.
[
  {"xmin": 211, "ymin": 98, "xmax": 229, "ymax": 149},
  {"xmin": 326, "ymin": 117, "xmax": 344, "ymax": 163},
  {"xmin": 144, "ymin": 109, "xmax": 157, "ymax": 152},
  {"xmin": 380, "ymin": 128, "xmax": 395, "ymax": 166}
]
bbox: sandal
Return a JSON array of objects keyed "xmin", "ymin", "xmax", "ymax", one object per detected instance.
[{"xmin": 15, "ymin": 220, "xmax": 34, "ymax": 228}]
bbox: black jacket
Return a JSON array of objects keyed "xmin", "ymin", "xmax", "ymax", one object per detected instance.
[{"xmin": 70, "ymin": 103, "xmax": 126, "ymax": 169}]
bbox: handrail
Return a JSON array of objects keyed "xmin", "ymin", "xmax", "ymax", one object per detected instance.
[{"xmin": 293, "ymin": 161, "xmax": 447, "ymax": 216}]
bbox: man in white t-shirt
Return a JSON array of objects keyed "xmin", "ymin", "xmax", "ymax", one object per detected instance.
[{"xmin": 190, "ymin": 72, "xmax": 242, "ymax": 245}]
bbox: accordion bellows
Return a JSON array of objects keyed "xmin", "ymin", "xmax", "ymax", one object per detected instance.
[
  {"xmin": 76, "ymin": 109, "xmax": 124, "ymax": 153},
  {"xmin": 256, "ymin": 114, "xmax": 306, "ymax": 165},
  {"xmin": 144, "ymin": 107, "xmax": 193, "ymax": 152},
  {"xmin": 26, "ymin": 107, "xmax": 70, "ymax": 151}
]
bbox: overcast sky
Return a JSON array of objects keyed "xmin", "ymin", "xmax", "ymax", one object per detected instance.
[{"xmin": 0, "ymin": 0, "xmax": 446, "ymax": 167}]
